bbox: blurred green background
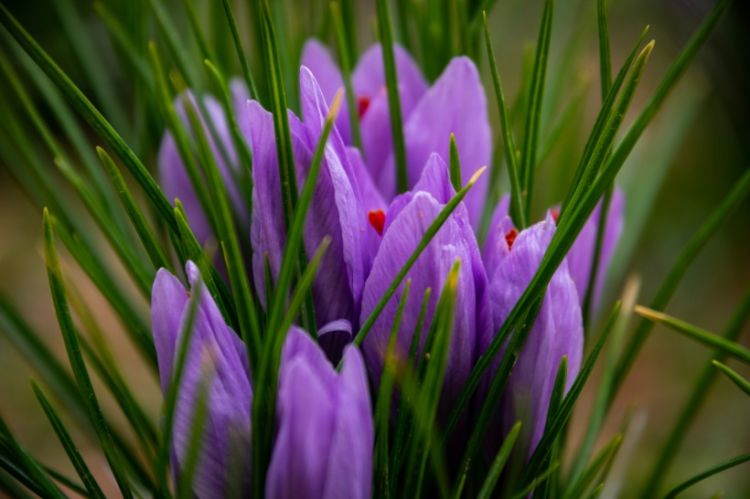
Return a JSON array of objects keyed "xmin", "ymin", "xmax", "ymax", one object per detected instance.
[{"xmin": 0, "ymin": 0, "xmax": 748, "ymax": 496}]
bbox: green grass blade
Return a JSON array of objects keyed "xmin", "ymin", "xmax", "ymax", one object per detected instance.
[
  {"xmin": 564, "ymin": 433, "xmax": 623, "ymax": 499},
  {"xmin": 176, "ymin": 372, "xmax": 211, "ymax": 499},
  {"xmin": 596, "ymin": 0, "xmax": 612, "ymax": 98},
  {"xmin": 449, "ymin": 134, "xmax": 462, "ymax": 192},
  {"xmin": 635, "ymin": 306, "xmax": 750, "ymax": 364},
  {"xmin": 0, "ymin": 3, "xmax": 179, "ymax": 233},
  {"xmin": 98, "ymin": 147, "xmax": 171, "ymax": 271},
  {"xmin": 0, "ymin": 418, "xmax": 65, "ymax": 499},
  {"xmin": 221, "ymin": 0, "xmax": 259, "ymax": 99},
  {"xmin": 713, "ymin": 360, "xmax": 750, "ymax": 396},
  {"xmin": 511, "ymin": 461, "xmax": 560, "ymax": 499},
  {"xmin": 331, "ymin": 1, "xmax": 363, "ymax": 150},
  {"xmin": 43, "ymin": 209, "xmax": 133, "ymax": 499},
  {"xmin": 482, "ymin": 10, "xmax": 525, "ymax": 228},
  {"xmin": 474, "ymin": 421, "xmax": 523, "ymax": 499},
  {"xmin": 252, "ymin": 237, "xmax": 331, "ymax": 497},
  {"xmin": 374, "ymin": 280, "xmax": 412, "ymax": 498},
  {"xmin": 519, "ymin": 0, "xmax": 554, "ymax": 220},
  {"xmin": 663, "ymin": 453, "xmax": 750, "ymax": 499},
  {"xmin": 31, "ymin": 383, "xmax": 106, "ymax": 499},
  {"xmin": 376, "ymin": 0, "xmax": 408, "ymax": 192},
  {"xmin": 354, "ymin": 167, "xmax": 486, "ymax": 347}
]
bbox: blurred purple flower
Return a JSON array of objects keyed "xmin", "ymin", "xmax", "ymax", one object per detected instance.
[
  {"xmin": 266, "ymin": 328, "xmax": 373, "ymax": 499},
  {"xmin": 360, "ymin": 153, "xmax": 491, "ymax": 401},
  {"xmin": 482, "ymin": 214, "xmax": 583, "ymax": 455},
  {"xmin": 157, "ymin": 83, "xmax": 251, "ymax": 244}
]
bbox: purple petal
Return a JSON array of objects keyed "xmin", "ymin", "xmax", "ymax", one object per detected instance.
[
  {"xmin": 485, "ymin": 219, "xmax": 583, "ymax": 455},
  {"xmin": 151, "ymin": 269, "xmax": 189, "ymax": 392},
  {"xmin": 564, "ymin": 187, "xmax": 625, "ymax": 310},
  {"xmin": 360, "ymin": 190, "xmax": 483, "ymax": 401},
  {"xmin": 301, "ymin": 39, "xmax": 349, "ymax": 143},
  {"xmin": 267, "ymin": 329, "xmax": 372, "ymax": 499},
  {"xmin": 395, "ymin": 57, "xmax": 491, "ymax": 226},
  {"xmin": 353, "ymin": 44, "xmax": 427, "ymax": 112}
]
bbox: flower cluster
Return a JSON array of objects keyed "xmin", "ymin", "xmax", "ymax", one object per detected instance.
[{"xmin": 155, "ymin": 40, "xmax": 623, "ymax": 496}]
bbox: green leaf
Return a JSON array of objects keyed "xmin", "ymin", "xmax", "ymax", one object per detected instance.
[
  {"xmin": 663, "ymin": 453, "xmax": 750, "ymax": 499},
  {"xmin": 635, "ymin": 306, "xmax": 750, "ymax": 364},
  {"xmin": 519, "ymin": 0, "xmax": 554, "ymax": 220},
  {"xmin": 354, "ymin": 167, "xmax": 486, "ymax": 347},
  {"xmin": 43, "ymin": 209, "xmax": 133, "ymax": 499},
  {"xmin": 596, "ymin": 0, "xmax": 612, "ymax": 98},
  {"xmin": 448, "ymin": 134, "xmax": 462, "ymax": 192},
  {"xmin": 31, "ymin": 383, "xmax": 106, "ymax": 499},
  {"xmin": 376, "ymin": 0, "xmax": 408, "ymax": 192},
  {"xmin": 474, "ymin": 421, "xmax": 523, "ymax": 499},
  {"xmin": 482, "ymin": 10, "xmax": 525, "ymax": 228}
]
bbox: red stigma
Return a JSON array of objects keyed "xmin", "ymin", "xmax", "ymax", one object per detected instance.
[
  {"xmin": 505, "ymin": 228, "xmax": 518, "ymax": 249},
  {"xmin": 368, "ymin": 209, "xmax": 386, "ymax": 235},
  {"xmin": 551, "ymin": 208, "xmax": 560, "ymax": 224},
  {"xmin": 357, "ymin": 96, "xmax": 371, "ymax": 118}
]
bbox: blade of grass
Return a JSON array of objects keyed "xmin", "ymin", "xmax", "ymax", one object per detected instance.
[
  {"xmin": 564, "ymin": 433, "xmax": 623, "ymax": 499},
  {"xmin": 221, "ymin": 0, "xmax": 259, "ymax": 99},
  {"xmin": 331, "ymin": 1, "xmax": 363, "ymax": 150},
  {"xmin": 31, "ymin": 383, "xmax": 106, "ymax": 499},
  {"xmin": 663, "ymin": 453, "xmax": 750, "ymax": 499},
  {"xmin": 482, "ymin": 10, "xmax": 525, "ymax": 227},
  {"xmin": 713, "ymin": 360, "xmax": 750, "ymax": 396},
  {"xmin": 635, "ymin": 306, "xmax": 750, "ymax": 364},
  {"xmin": 374, "ymin": 280, "xmax": 411, "ymax": 498},
  {"xmin": 97, "ymin": 147, "xmax": 170, "ymax": 271},
  {"xmin": 376, "ymin": 0, "xmax": 408, "ymax": 192},
  {"xmin": 43, "ymin": 209, "xmax": 133, "ymax": 499},
  {"xmin": 474, "ymin": 421, "xmax": 523, "ymax": 499},
  {"xmin": 519, "ymin": 0, "xmax": 554, "ymax": 221}
]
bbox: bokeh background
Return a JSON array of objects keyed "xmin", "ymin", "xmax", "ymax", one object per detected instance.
[{"xmin": 0, "ymin": 0, "xmax": 748, "ymax": 496}]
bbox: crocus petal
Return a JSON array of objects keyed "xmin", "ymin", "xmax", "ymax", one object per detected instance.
[
  {"xmin": 352, "ymin": 44, "xmax": 427, "ymax": 108},
  {"xmin": 151, "ymin": 263, "xmax": 252, "ymax": 498},
  {"xmin": 485, "ymin": 219, "xmax": 583, "ymax": 455},
  {"xmin": 151, "ymin": 269, "xmax": 189, "ymax": 393},
  {"xmin": 395, "ymin": 57, "xmax": 491, "ymax": 227},
  {"xmin": 266, "ymin": 329, "xmax": 372, "ymax": 499},
  {"xmin": 564, "ymin": 187, "xmax": 625, "ymax": 311},
  {"xmin": 360, "ymin": 189, "xmax": 483, "ymax": 402},
  {"xmin": 301, "ymin": 39, "xmax": 349, "ymax": 142}
]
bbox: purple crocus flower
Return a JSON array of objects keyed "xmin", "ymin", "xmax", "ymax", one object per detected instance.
[
  {"xmin": 301, "ymin": 39, "xmax": 428, "ymax": 191},
  {"xmin": 482, "ymin": 215, "xmax": 583, "ymax": 455},
  {"xmin": 266, "ymin": 328, "xmax": 373, "ymax": 499},
  {"xmin": 151, "ymin": 262, "xmax": 252, "ymax": 499},
  {"xmin": 244, "ymin": 67, "xmax": 380, "ymax": 357},
  {"xmin": 302, "ymin": 42, "xmax": 490, "ymax": 226},
  {"xmin": 157, "ymin": 83, "xmax": 251, "ymax": 244},
  {"xmin": 152, "ymin": 264, "xmax": 374, "ymax": 498},
  {"xmin": 360, "ymin": 153, "xmax": 490, "ymax": 402}
]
